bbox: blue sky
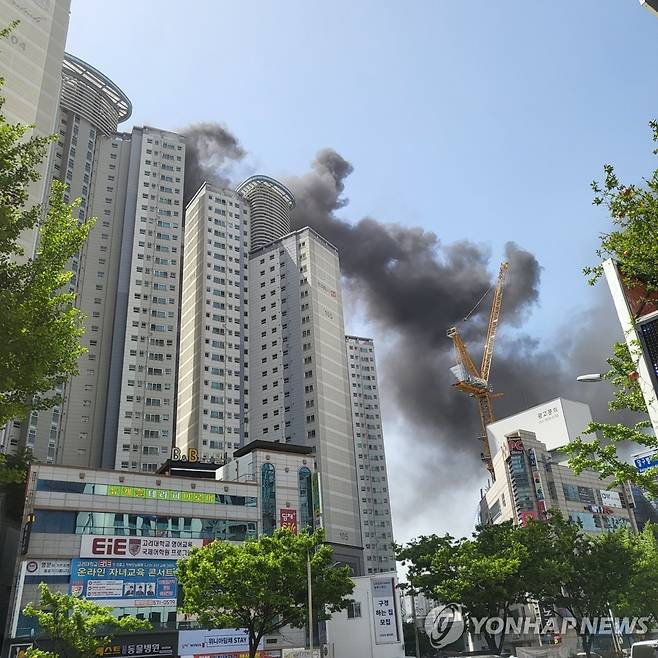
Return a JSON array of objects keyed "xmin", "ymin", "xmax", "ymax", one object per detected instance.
[{"xmin": 66, "ymin": 1, "xmax": 658, "ymax": 540}]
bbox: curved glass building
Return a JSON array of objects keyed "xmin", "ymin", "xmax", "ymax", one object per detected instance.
[{"xmin": 237, "ymin": 175, "xmax": 295, "ymax": 250}]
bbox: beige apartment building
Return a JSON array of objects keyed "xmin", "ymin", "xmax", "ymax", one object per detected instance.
[{"xmin": 176, "ymin": 183, "xmax": 251, "ymax": 463}]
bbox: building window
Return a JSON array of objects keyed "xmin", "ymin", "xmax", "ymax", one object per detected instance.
[
  {"xmin": 299, "ymin": 467, "xmax": 313, "ymax": 532},
  {"xmin": 261, "ymin": 462, "xmax": 276, "ymax": 536},
  {"xmin": 347, "ymin": 602, "xmax": 362, "ymax": 619}
]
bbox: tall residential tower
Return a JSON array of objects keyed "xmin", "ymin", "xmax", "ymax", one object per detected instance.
[
  {"xmin": 345, "ymin": 336, "xmax": 396, "ymax": 573},
  {"xmin": 176, "ymin": 183, "xmax": 251, "ymax": 463}
]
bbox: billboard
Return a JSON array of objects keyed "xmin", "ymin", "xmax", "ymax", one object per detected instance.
[
  {"xmin": 94, "ymin": 633, "xmax": 178, "ymax": 658},
  {"xmin": 80, "ymin": 536, "xmax": 204, "ymax": 560},
  {"xmin": 600, "ymin": 490, "xmax": 623, "ymax": 509},
  {"xmin": 178, "ymin": 629, "xmax": 263, "ymax": 656},
  {"xmin": 25, "ymin": 559, "xmax": 70, "ymax": 576},
  {"xmin": 70, "ymin": 559, "xmax": 176, "ymax": 607},
  {"xmin": 107, "ymin": 484, "xmax": 215, "ymax": 505},
  {"xmin": 371, "ymin": 577, "xmax": 400, "ymax": 645},
  {"xmin": 311, "ymin": 473, "xmax": 322, "ymax": 529},
  {"xmin": 279, "ymin": 509, "xmax": 297, "ymax": 534}
]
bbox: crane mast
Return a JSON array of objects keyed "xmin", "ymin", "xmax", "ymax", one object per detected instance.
[{"xmin": 447, "ymin": 262, "xmax": 509, "ymax": 480}]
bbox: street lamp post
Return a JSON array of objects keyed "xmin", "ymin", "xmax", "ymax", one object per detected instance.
[{"xmin": 308, "ymin": 549, "xmax": 314, "ymax": 655}]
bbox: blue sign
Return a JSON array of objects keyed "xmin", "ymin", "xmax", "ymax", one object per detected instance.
[
  {"xmin": 70, "ymin": 559, "xmax": 177, "ymax": 608},
  {"xmin": 634, "ymin": 454, "xmax": 658, "ymax": 473}
]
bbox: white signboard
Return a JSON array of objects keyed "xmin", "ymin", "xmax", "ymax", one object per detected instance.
[
  {"xmin": 601, "ymin": 490, "xmax": 623, "ymax": 509},
  {"xmin": 178, "ymin": 629, "xmax": 263, "ymax": 656},
  {"xmin": 371, "ymin": 577, "xmax": 400, "ymax": 645},
  {"xmin": 24, "ymin": 559, "xmax": 70, "ymax": 576},
  {"xmin": 80, "ymin": 535, "xmax": 204, "ymax": 560}
]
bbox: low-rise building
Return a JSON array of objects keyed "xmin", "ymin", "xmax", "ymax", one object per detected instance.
[
  {"xmin": 5, "ymin": 462, "xmax": 259, "ymax": 639},
  {"xmin": 481, "ymin": 428, "xmax": 637, "ymax": 532}
]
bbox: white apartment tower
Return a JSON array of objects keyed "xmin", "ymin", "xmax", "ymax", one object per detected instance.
[
  {"xmin": 0, "ymin": 53, "xmax": 133, "ymax": 465},
  {"xmin": 176, "ymin": 183, "xmax": 251, "ymax": 462},
  {"xmin": 248, "ymin": 227, "xmax": 364, "ymax": 572},
  {"xmin": 0, "ymin": 54, "xmax": 187, "ymax": 470},
  {"xmin": 0, "ymin": 0, "xmax": 71, "ymax": 257},
  {"xmin": 107, "ymin": 126, "xmax": 186, "ymax": 472},
  {"xmin": 345, "ymin": 336, "xmax": 396, "ymax": 573}
]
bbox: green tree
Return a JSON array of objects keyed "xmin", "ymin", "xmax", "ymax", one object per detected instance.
[
  {"xmin": 397, "ymin": 522, "xmax": 556, "ymax": 654},
  {"xmin": 537, "ymin": 514, "xmax": 636, "ymax": 658},
  {"xmin": 0, "ymin": 448, "xmax": 31, "ymax": 522},
  {"xmin": 617, "ymin": 523, "xmax": 658, "ymax": 624},
  {"xmin": 176, "ymin": 529, "xmax": 354, "ymax": 658},
  {"xmin": 561, "ymin": 121, "xmax": 658, "ymax": 496},
  {"xmin": 0, "ymin": 28, "xmax": 94, "ymax": 425},
  {"xmin": 22, "ymin": 583, "xmax": 149, "ymax": 658}
]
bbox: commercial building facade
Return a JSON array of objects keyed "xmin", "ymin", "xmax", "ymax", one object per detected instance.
[
  {"xmin": 6, "ymin": 462, "xmax": 260, "ymax": 637},
  {"xmin": 481, "ymin": 421, "xmax": 637, "ymax": 533},
  {"xmin": 345, "ymin": 336, "xmax": 395, "ymax": 574}
]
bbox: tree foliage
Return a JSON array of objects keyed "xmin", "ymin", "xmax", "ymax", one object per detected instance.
[
  {"xmin": 23, "ymin": 583, "xmax": 149, "ymax": 658},
  {"xmin": 0, "ymin": 41, "xmax": 94, "ymax": 424},
  {"xmin": 177, "ymin": 529, "xmax": 354, "ymax": 658},
  {"xmin": 397, "ymin": 514, "xmax": 654, "ymax": 657},
  {"xmin": 397, "ymin": 522, "xmax": 558, "ymax": 654},
  {"xmin": 0, "ymin": 448, "xmax": 31, "ymax": 522},
  {"xmin": 536, "ymin": 514, "xmax": 636, "ymax": 658},
  {"xmin": 562, "ymin": 121, "xmax": 658, "ymax": 496}
]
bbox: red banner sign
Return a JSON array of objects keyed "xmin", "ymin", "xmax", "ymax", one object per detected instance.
[{"xmin": 279, "ymin": 509, "xmax": 297, "ymax": 534}]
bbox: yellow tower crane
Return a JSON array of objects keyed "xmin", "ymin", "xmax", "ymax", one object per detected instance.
[{"xmin": 447, "ymin": 261, "xmax": 509, "ymax": 480}]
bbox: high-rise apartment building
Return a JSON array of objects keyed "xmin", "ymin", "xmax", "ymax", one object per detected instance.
[
  {"xmin": 248, "ymin": 227, "xmax": 364, "ymax": 572},
  {"xmin": 0, "ymin": 0, "xmax": 71, "ymax": 258},
  {"xmin": 0, "ymin": 53, "xmax": 133, "ymax": 465},
  {"xmin": 0, "ymin": 53, "xmax": 187, "ymax": 472},
  {"xmin": 345, "ymin": 336, "xmax": 396, "ymax": 573},
  {"xmin": 236, "ymin": 175, "xmax": 294, "ymax": 250},
  {"xmin": 107, "ymin": 126, "xmax": 186, "ymax": 472},
  {"xmin": 176, "ymin": 183, "xmax": 251, "ymax": 463}
]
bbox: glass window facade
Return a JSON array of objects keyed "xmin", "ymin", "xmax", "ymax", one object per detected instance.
[
  {"xmin": 261, "ymin": 463, "xmax": 276, "ymax": 536},
  {"xmin": 298, "ymin": 467, "xmax": 313, "ymax": 532},
  {"xmin": 32, "ymin": 509, "xmax": 257, "ymax": 541},
  {"xmin": 35, "ymin": 479, "xmax": 257, "ymax": 507}
]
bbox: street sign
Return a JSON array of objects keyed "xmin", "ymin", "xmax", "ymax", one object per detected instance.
[{"xmin": 634, "ymin": 453, "xmax": 658, "ymax": 473}]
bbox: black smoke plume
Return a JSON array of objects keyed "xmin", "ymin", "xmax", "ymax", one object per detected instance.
[
  {"xmin": 181, "ymin": 122, "xmax": 246, "ymax": 204},
  {"xmin": 183, "ymin": 136, "xmax": 627, "ymax": 537}
]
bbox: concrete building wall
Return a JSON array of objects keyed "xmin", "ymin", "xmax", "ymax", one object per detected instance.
[
  {"xmin": 487, "ymin": 397, "xmax": 593, "ymax": 458},
  {"xmin": 0, "ymin": 0, "xmax": 71, "ymax": 258},
  {"xmin": 176, "ymin": 183, "xmax": 250, "ymax": 462},
  {"xmin": 248, "ymin": 228, "xmax": 363, "ymax": 571},
  {"xmin": 111, "ymin": 127, "xmax": 186, "ymax": 472},
  {"xmin": 0, "ymin": 54, "xmax": 133, "ymax": 466},
  {"xmin": 345, "ymin": 336, "xmax": 396, "ymax": 574},
  {"xmin": 325, "ymin": 573, "xmax": 405, "ymax": 658}
]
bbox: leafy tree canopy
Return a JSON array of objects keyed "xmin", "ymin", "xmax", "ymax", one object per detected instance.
[
  {"xmin": 23, "ymin": 583, "xmax": 149, "ymax": 658},
  {"xmin": 177, "ymin": 529, "xmax": 354, "ymax": 658},
  {"xmin": 0, "ymin": 27, "xmax": 94, "ymax": 424},
  {"xmin": 562, "ymin": 121, "xmax": 658, "ymax": 497}
]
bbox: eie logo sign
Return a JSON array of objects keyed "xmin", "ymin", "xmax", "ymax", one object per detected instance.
[{"xmin": 90, "ymin": 537, "xmax": 130, "ymax": 556}]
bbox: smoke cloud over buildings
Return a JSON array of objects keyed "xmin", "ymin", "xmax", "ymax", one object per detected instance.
[
  {"xmin": 182, "ymin": 122, "xmax": 247, "ymax": 204},
  {"xmin": 183, "ymin": 135, "xmax": 626, "ymax": 539}
]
